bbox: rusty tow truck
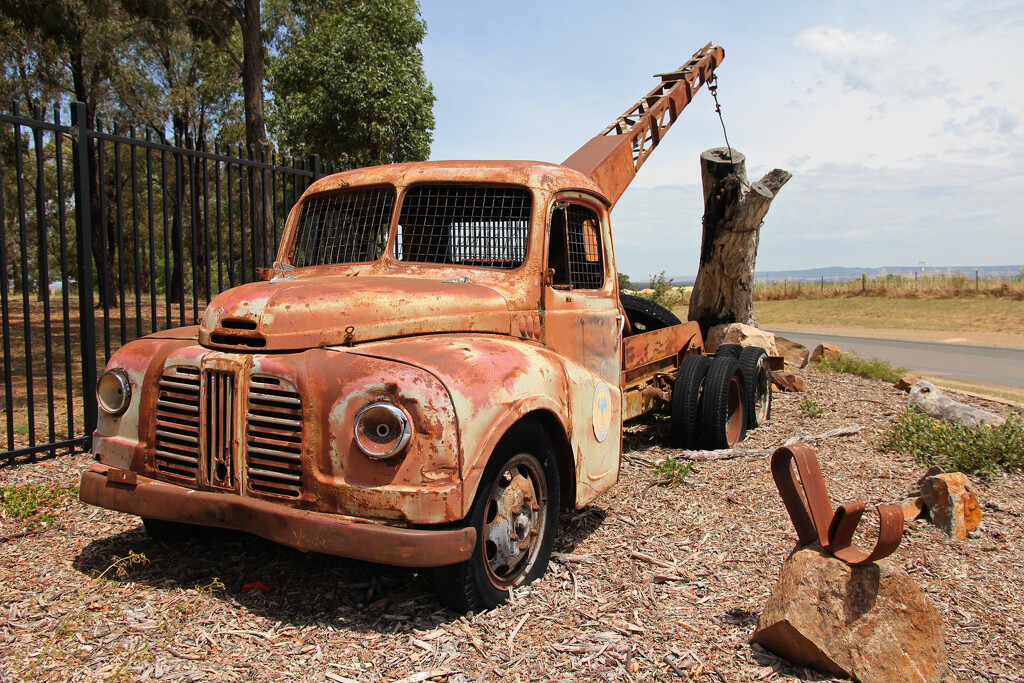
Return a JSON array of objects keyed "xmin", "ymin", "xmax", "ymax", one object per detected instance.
[{"xmin": 81, "ymin": 43, "xmax": 772, "ymax": 610}]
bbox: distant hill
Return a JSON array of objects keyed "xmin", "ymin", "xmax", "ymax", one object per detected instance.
[{"xmin": 633, "ymin": 265, "xmax": 1023, "ymax": 287}]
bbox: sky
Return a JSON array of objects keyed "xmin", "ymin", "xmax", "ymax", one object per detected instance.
[{"xmin": 417, "ymin": 1, "xmax": 1024, "ymax": 279}]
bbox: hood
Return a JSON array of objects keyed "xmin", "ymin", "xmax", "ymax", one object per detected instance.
[{"xmin": 198, "ymin": 275, "xmax": 512, "ymax": 351}]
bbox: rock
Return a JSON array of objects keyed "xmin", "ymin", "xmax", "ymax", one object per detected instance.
[
  {"xmin": 893, "ymin": 375, "xmax": 919, "ymax": 392},
  {"xmin": 908, "ymin": 381, "xmax": 1005, "ymax": 426},
  {"xmin": 706, "ymin": 323, "xmax": 778, "ymax": 355},
  {"xmin": 919, "ymin": 473, "xmax": 982, "ymax": 540},
  {"xmin": 752, "ymin": 545, "xmax": 947, "ymax": 683},
  {"xmin": 775, "ymin": 335, "xmax": 809, "ymax": 369},
  {"xmin": 809, "ymin": 342, "xmax": 842, "ymax": 364},
  {"xmin": 902, "ymin": 497, "xmax": 925, "ymax": 521},
  {"xmin": 772, "ymin": 371, "xmax": 805, "ymax": 392}
]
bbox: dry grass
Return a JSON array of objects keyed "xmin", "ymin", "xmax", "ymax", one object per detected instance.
[
  {"xmin": 2, "ymin": 369, "xmax": 1023, "ymax": 681},
  {"xmin": 755, "ymin": 297, "xmax": 1024, "ymax": 336},
  {"xmin": 755, "ymin": 271, "xmax": 1024, "ymax": 301}
]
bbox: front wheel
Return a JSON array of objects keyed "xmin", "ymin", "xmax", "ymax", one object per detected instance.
[{"xmin": 432, "ymin": 420, "xmax": 560, "ymax": 612}]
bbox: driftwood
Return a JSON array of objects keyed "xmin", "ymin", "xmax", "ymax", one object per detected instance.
[
  {"xmin": 675, "ymin": 425, "xmax": 862, "ymax": 461},
  {"xmin": 909, "ymin": 381, "xmax": 1005, "ymax": 426},
  {"xmin": 688, "ymin": 148, "xmax": 791, "ymax": 336}
]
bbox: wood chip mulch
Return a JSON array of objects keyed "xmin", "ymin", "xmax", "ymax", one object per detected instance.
[{"xmin": 2, "ymin": 367, "xmax": 1022, "ymax": 682}]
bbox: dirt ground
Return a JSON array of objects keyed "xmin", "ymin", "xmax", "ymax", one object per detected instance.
[{"xmin": 2, "ymin": 366, "xmax": 1022, "ymax": 682}]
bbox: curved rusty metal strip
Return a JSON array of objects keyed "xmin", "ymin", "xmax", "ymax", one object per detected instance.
[
  {"xmin": 770, "ymin": 443, "xmax": 833, "ymax": 548},
  {"xmin": 829, "ymin": 503, "xmax": 905, "ymax": 566},
  {"xmin": 770, "ymin": 443, "xmax": 903, "ymax": 566}
]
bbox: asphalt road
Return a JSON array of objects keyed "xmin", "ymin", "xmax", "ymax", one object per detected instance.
[{"xmin": 767, "ymin": 330, "xmax": 1024, "ymax": 390}]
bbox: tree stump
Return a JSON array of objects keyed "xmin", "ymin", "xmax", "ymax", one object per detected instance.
[{"xmin": 688, "ymin": 148, "xmax": 791, "ymax": 337}]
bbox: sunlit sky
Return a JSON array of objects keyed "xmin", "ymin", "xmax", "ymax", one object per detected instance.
[{"xmin": 418, "ymin": 1, "xmax": 1024, "ymax": 279}]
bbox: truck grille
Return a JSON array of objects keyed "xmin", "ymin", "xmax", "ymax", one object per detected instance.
[
  {"xmin": 204, "ymin": 369, "xmax": 237, "ymax": 489},
  {"xmin": 154, "ymin": 366, "xmax": 201, "ymax": 480},
  {"xmin": 245, "ymin": 375, "xmax": 304, "ymax": 498}
]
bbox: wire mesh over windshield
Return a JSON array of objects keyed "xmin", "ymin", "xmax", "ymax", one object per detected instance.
[
  {"xmin": 290, "ymin": 187, "xmax": 395, "ymax": 267},
  {"xmin": 396, "ymin": 185, "xmax": 532, "ymax": 269}
]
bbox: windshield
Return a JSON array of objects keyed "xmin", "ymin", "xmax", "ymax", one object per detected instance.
[
  {"xmin": 396, "ymin": 185, "xmax": 532, "ymax": 269},
  {"xmin": 289, "ymin": 187, "xmax": 395, "ymax": 267},
  {"xmin": 289, "ymin": 184, "xmax": 532, "ymax": 270}
]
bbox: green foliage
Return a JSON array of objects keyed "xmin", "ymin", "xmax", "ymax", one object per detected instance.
[
  {"xmin": 0, "ymin": 482, "xmax": 79, "ymax": 532},
  {"xmin": 269, "ymin": 0, "xmax": 435, "ymax": 166},
  {"xmin": 881, "ymin": 410, "xmax": 1024, "ymax": 474},
  {"xmin": 815, "ymin": 351, "xmax": 907, "ymax": 383},
  {"xmin": 637, "ymin": 271, "xmax": 683, "ymax": 311},
  {"xmin": 617, "ymin": 272, "xmax": 632, "ymax": 291},
  {"xmin": 799, "ymin": 397, "xmax": 824, "ymax": 418},
  {"xmin": 651, "ymin": 457, "xmax": 693, "ymax": 486}
]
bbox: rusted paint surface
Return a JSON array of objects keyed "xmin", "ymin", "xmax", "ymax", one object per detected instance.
[
  {"xmin": 563, "ymin": 44, "xmax": 724, "ymax": 207},
  {"xmin": 771, "ymin": 443, "xmax": 903, "ymax": 565},
  {"xmin": 622, "ymin": 321, "xmax": 702, "ymax": 379},
  {"xmin": 200, "ymin": 275, "xmax": 514, "ymax": 351},
  {"xmin": 81, "ymin": 464, "xmax": 475, "ymax": 567}
]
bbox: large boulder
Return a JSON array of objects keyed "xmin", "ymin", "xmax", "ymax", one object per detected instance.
[
  {"xmin": 752, "ymin": 545, "xmax": 947, "ymax": 683},
  {"xmin": 705, "ymin": 323, "xmax": 778, "ymax": 355},
  {"xmin": 908, "ymin": 381, "xmax": 1005, "ymax": 426},
  {"xmin": 775, "ymin": 335, "xmax": 809, "ymax": 369},
  {"xmin": 809, "ymin": 342, "xmax": 842, "ymax": 364}
]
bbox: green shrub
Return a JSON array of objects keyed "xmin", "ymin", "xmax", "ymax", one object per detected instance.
[
  {"xmin": 639, "ymin": 271, "xmax": 684, "ymax": 311},
  {"xmin": 880, "ymin": 409, "xmax": 1024, "ymax": 474},
  {"xmin": 815, "ymin": 351, "xmax": 907, "ymax": 383},
  {"xmin": 0, "ymin": 483, "xmax": 79, "ymax": 533},
  {"xmin": 799, "ymin": 397, "xmax": 824, "ymax": 418},
  {"xmin": 651, "ymin": 457, "xmax": 694, "ymax": 486}
]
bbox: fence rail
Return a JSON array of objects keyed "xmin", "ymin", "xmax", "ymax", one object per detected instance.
[{"xmin": 0, "ymin": 101, "xmax": 327, "ymax": 463}]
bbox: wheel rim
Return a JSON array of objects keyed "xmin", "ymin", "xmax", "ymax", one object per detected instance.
[
  {"xmin": 754, "ymin": 361, "xmax": 771, "ymax": 423},
  {"xmin": 482, "ymin": 454, "xmax": 548, "ymax": 589},
  {"xmin": 726, "ymin": 374, "xmax": 744, "ymax": 445}
]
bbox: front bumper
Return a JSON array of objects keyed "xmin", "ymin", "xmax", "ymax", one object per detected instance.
[{"xmin": 80, "ymin": 463, "xmax": 476, "ymax": 567}]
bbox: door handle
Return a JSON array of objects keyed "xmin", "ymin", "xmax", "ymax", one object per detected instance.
[{"xmin": 615, "ymin": 314, "xmax": 626, "ymax": 341}]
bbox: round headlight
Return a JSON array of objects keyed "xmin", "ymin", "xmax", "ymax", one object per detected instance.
[
  {"xmin": 97, "ymin": 370, "xmax": 131, "ymax": 416},
  {"xmin": 353, "ymin": 401, "xmax": 412, "ymax": 459}
]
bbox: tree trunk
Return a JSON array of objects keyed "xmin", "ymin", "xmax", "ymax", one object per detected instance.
[
  {"xmin": 688, "ymin": 148, "xmax": 790, "ymax": 338},
  {"xmin": 239, "ymin": 0, "xmax": 275, "ymax": 272}
]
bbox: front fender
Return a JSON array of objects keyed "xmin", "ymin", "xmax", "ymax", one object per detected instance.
[{"xmin": 353, "ymin": 335, "xmax": 573, "ymax": 516}]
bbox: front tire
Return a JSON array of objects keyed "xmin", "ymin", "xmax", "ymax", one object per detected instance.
[{"xmin": 433, "ymin": 420, "xmax": 560, "ymax": 612}]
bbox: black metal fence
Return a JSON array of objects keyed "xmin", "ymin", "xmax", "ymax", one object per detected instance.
[{"xmin": 0, "ymin": 101, "xmax": 328, "ymax": 464}]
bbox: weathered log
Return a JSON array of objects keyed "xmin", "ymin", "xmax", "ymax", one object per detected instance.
[
  {"xmin": 908, "ymin": 381, "xmax": 1005, "ymax": 426},
  {"xmin": 688, "ymin": 148, "xmax": 791, "ymax": 337}
]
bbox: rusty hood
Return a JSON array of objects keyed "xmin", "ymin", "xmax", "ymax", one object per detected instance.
[{"xmin": 198, "ymin": 275, "xmax": 512, "ymax": 351}]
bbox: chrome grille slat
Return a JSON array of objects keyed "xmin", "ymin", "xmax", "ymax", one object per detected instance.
[
  {"xmin": 246, "ymin": 375, "xmax": 304, "ymax": 498},
  {"xmin": 204, "ymin": 369, "xmax": 236, "ymax": 489},
  {"xmin": 153, "ymin": 366, "xmax": 200, "ymax": 479}
]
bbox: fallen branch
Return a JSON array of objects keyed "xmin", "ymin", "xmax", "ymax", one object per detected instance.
[{"xmin": 675, "ymin": 425, "xmax": 862, "ymax": 461}]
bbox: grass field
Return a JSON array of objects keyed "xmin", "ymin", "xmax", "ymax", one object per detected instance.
[{"xmin": 754, "ymin": 297, "xmax": 1024, "ymax": 336}]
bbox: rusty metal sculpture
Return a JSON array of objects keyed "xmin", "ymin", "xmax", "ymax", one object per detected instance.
[{"xmin": 771, "ymin": 443, "xmax": 904, "ymax": 565}]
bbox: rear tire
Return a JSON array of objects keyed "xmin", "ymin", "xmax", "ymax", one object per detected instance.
[
  {"xmin": 700, "ymin": 358, "xmax": 747, "ymax": 449},
  {"xmin": 432, "ymin": 419, "xmax": 559, "ymax": 612},
  {"xmin": 738, "ymin": 346, "xmax": 772, "ymax": 429},
  {"xmin": 620, "ymin": 294, "xmax": 681, "ymax": 333},
  {"xmin": 670, "ymin": 355, "xmax": 712, "ymax": 449},
  {"xmin": 715, "ymin": 343, "xmax": 742, "ymax": 359}
]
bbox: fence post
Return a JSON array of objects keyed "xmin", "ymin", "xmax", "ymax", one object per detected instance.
[
  {"xmin": 309, "ymin": 154, "xmax": 322, "ymax": 181},
  {"xmin": 72, "ymin": 102, "xmax": 98, "ymax": 435}
]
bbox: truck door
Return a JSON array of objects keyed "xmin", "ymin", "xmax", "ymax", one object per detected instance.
[{"xmin": 542, "ymin": 196, "xmax": 623, "ymax": 503}]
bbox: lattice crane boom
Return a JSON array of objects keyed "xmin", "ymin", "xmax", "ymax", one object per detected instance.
[{"xmin": 562, "ymin": 43, "xmax": 724, "ymax": 208}]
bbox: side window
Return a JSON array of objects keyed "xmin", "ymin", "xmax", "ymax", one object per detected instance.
[{"xmin": 547, "ymin": 203, "xmax": 605, "ymax": 289}]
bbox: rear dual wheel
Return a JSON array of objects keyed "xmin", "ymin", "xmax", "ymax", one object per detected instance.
[{"xmin": 700, "ymin": 357, "xmax": 747, "ymax": 449}]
